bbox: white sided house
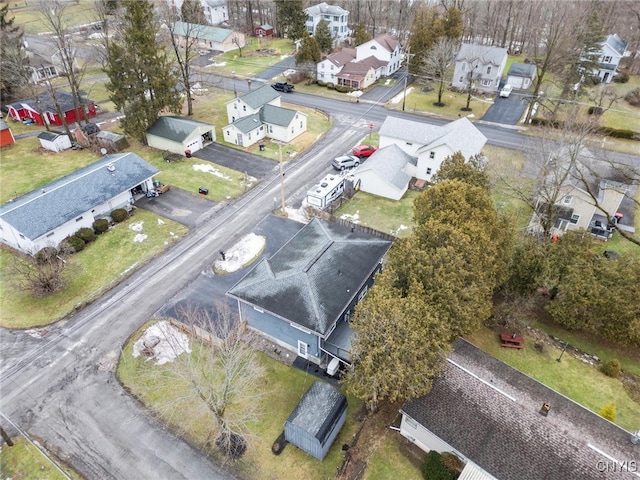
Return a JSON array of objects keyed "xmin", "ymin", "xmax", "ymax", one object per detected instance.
[
  {"xmin": 304, "ymin": 2, "xmax": 350, "ymax": 46},
  {"xmin": 0, "ymin": 153, "xmax": 159, "ymax": 255},
  {"xmin": 354, "ymin": 116, "xmax": 487, "ymax": 200},
  {"xmin": 223, "ymin": 85, "xmax": 307, "ymax": 147},
  {"xmin": 354, "ymin": 34, "xmax": 402, "ymax": 77},
  {"xmin": 452, "ymin": 44, "xmax": 508, "ymax": 94},
  {"xmin": 146, "ymin": 116, "xmax": 215, "ymax": 155},
  {"xmin": 596, "ymin": 34, "xmax": 627, "ymax": 83},
  {"xmin": 317, "ymin": 49, "xmax": 356, "ymax": 85}
]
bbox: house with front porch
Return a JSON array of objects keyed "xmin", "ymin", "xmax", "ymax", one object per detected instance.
[
  {"xmin": 451, "ymin": 44, "xmax": 508, "ymax": 94},
  {"xmin": 0, "ymin": 152, "xmax": 158, "ymax": 255},
  {"xmin": 400, "ymin": 338, "xmax": 640, "ymax": 480},
  {"xmin": 304, "ymin": 2, "xmax": 350, "ymax": 46},
  {"xmin": 354, "ymin": 33, "xmax": 402, "ymax": 77},
  {"xmin": 227, "ymin": 218, "xmax": 393, "ymax": 368},
  {"xmin": 317, "ymin": 49, "xmax": 356, "ymax": 85}
]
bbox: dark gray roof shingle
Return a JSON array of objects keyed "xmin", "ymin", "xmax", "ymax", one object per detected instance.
[
  {"xmin": 507, "ymin": 62, "xmax": 537, "ymax": 78},
  {"xmin": 401, "ymin": 339, "xmax": 639, "ymax": 480},
  {"xmin": 227, "ymin": 218, "xmax": 392, "ymax": 334},
  {"xmin": 0, "ymin": 153, "xmax": 158, "ymax": 240},
  {"xmin": 238, "ymin": 84, "xmax": 280, "ymax": 109}
]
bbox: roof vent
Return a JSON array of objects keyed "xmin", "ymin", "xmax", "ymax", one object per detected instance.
[{"xmin": 107, "ymin": 163, "xmax": 115, "ymax": 172}]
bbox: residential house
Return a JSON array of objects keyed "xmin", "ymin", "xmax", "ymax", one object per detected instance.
[
  {"xmin": 400, "ymin": 338, "xmax": 639, "ymax": 480},
  {"xmin": 171, "ymin": 21, "xmax": 244, "ymax": 53},
  {"xmin": 505, "ymin": 62, "xmax": 536, "ymax": 89},
  {"xmin": 24, "ymin": 44, "xmax": 79, "ymax": 84},
  {"xmin": 316, "ymin": 34, "xmax": 402, "ymax": 86},
  {"xmin": 222, "ymin": 85, "xmax": 307, "ymax": 147},
  {"xmin": 0, "ymin": 120, "xmax": 16, "ymax": 147},
  {"xmin": 596, "ymin": 34, "xmax": 627, "ymax": 83},
  {"xmin": 146, "ymin": 116, "xmax": 215, "ymax": 155},
  {"xmin": 38, "ymin": 131, "xmax": 72, "ymax": 152},
  {"xmin": 6, "ymin": 90, "xmax": 97, "ymax": 127},
  {"xmin": 304, "ymin": 2, "xmax": 350, "ymax": 46},
  {"xmin": 354, "ymin": 116, "xmax": 487, "ymax": 199},
  {"xmin": 354, "ymin": 33, "xmax": 402, "ymax": 77},
  {"xmin": 452, "ymin": 44, "xmax": 508, "ymax": 94},
  {"xmin": 165, "ymin": 0, "xmax": 228, "ymax": 26},
  {"xmin": 227, "ymin": 217, "xmax": 393, "ymax": 367},
  {"xmin": 284, "ymin": 381, "xmax": 347, "ymax": 461},
  {"xmin": 0, "ymin": 153, "xmax": 159, "ymax": 255},
  {"xmin": 527, "ymin": 147, "xmax": 631, "ymax": 240}
]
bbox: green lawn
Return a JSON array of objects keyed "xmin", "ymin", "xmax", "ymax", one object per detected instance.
[
  {"xmin": 466, "ymin": 327, "xmax": 640, "ymax": 431},
  {"xmin": 117, "ymin": 324, "xmax": 366, "ymax": 480},
  {"xmin": 0, "ymin": 437, "xmax": 82, "ymax": 480},
  {"xmin": 8, "ymin": 0, "xmax": 99, "ymax": 34},
  {"xmin": 363, "ymin": 435, "xmax": 422, "ymax": 480},
  {"xmin": 0, "ymin": 209, "xmax": 188, "ymax": 328}
]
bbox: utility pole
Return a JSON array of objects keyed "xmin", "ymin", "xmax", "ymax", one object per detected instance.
[{"xmin": 402, "ymin": 46, "xmax": 410, "ymax": 112}]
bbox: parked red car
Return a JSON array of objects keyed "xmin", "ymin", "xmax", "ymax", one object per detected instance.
[{"xmin": 352, "ymin": 144, "xmax": 378, "ymax": 158}]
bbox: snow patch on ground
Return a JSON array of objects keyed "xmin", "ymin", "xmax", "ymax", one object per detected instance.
[
  {"xmin": 391, "ymin": 224, "xmax": 409, "ymax": 235},
  {"xmin": 193, "ymin": 164, "xmax": 233, "ymax": 181},
  {"xmin": 215, "ymin": 233, "xmax": 266, "ymax": 273},
  {"xmin": 284, "ymin": 206, "xmax": 310, "ymax": 224},
  {"xmin": 129, "ymin": 221, "xmax": 144, "ymax": 232},
  {"xmin": 340, "ymin": 211, "xmax": 360, "ymax": 223},
  {"xmin": 210, "ymin": 61, "xmax": 227, "ymax": 67},
  {"xmin": 157, "ymin": 218, "xmax": 165, "ymax": 225},
  {"xmin": 133, "ymin": 233, "xmax": 148, "ymax": 243},
  {"xmin": 132, "ymin": 321, "xmax": 191, "ymax": 365},
  {"xmin": 390, "ymin": 87, "xmax": 413, "ymax": 104}
]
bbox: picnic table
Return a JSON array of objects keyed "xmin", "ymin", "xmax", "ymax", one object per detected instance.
[{"xmin": 500, "ymin": 332, "xmax": 524, "ymax": 349}]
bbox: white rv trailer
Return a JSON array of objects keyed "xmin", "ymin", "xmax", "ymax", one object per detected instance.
[{"xmin": 306, "ymin": 174, "xmax": 345, "ymax": 209}]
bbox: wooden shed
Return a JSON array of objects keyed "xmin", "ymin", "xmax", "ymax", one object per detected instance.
[
  {"xmin": 0, "ymin": 120, "xmax": 16, "ymax": 147},
  {"xmin": 96, "ymin": 130, "xmax": 128, "ymax": 153},
  {"xmin": 255, "ymin": 24, "xmax": 273, "ymax": 38},
  {"xmin": 284, "ymin": 381, "xmax": 347, "ymax": 461},
  {"xmin": 38, "ymin": 131, "xmax": 71, "ymax": 152}
]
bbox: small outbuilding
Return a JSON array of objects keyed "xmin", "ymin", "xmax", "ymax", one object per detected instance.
[
  {"xmin": 255, "ymin": 24, "xmax": 273, "ymax": 38},
  {"xmin": 146, "ymin": 116, "xmax": 215, "ymax": 156},
  {"xmin": 38, "ymin": 131, "xmax": 72, "ymax": 152},
  {"xmin": 96, "ymin": 130, "xmax": 129, "ymax": 153},
  {"xmin": 505, "ymin": 62, "xmax": 537, "ymax": 90},
  {"xmin": 0, "ymin": 120, "xmax": 16, "ymax": 147},
  {"xmin": 284, "ymin": 381, "xmax": 347, "ymax": 461}
]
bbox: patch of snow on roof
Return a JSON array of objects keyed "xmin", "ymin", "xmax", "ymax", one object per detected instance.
[{"xmin": 132, "ymin": 320, "xmax": 191, "ymax": 365}]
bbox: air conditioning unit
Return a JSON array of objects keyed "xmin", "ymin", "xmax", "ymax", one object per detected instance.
[{"xmin": 327, "ymin": 357, "xmax": 340, "ymax": 376}]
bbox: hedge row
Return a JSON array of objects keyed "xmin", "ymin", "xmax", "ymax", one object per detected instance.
[{"xmin": 56, "ymin": 209, "xmax": 130, "ymax": 254}]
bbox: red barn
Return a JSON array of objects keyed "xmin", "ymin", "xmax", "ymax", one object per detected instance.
[
  {"xmin": 0, "ymin": 120, "xmax": 16, "ymax": 147},
  {"xmin": 6, "ymin": 90, "xmax": 97, "ymax": 126},
  {"xmin": 255, "ymin": 24, "xmax": 273, "ymax": 38}
]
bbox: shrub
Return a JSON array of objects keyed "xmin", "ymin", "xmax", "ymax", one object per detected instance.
[
  {"xmin": 422, "ymin": 451, "xmax": 457, "ymax": 480},
  {"xmin": 111, "ymin": 208, "xmax": 128, "ymax": 223},
  {"xmin": 75, "ymin": 227, "xmax": 96, "ymax": 243},
  {"xmin": 599, "ymin": 127, "xmax": 638, "ymax": 140},
  {"xmin": 93, "ymin": 218, "xmax": 109, "ymax": 234},
  {"xmin": 587, "ymin": 106, "xmax": 603, "ymax": 115},
  {"xmin": 624, "ymin": 88, "xmax": 640, "ymax": 107},
  {"xmin": 317, "ymin": 80, "xmax": 327, "ymax": 87},
  {"xmin": 600, "ymin": 358, "xmax": 622, "ymax": 378},
  {"xmin": 598, "ymin": 402, "xmax": 617, "ymax": 422},
  {"xmin": 335, "ymin": 85, "xmax": 349, "ymax": 93},
  {"xmin": 62, "ymin": 236, "xmax": 85, "ymax": 253},
  {"xmin": 613, "ymin": 70, "xmax": 629, "ymax": 83},
  {"xmin": 34, "ymin": 246, "xmax": 59, "ymax": 265},
  {"xmin": 327, "ymin": 83, "xmax": 336, "ymax": 90}
]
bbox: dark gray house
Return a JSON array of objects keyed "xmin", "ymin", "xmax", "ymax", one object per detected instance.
[
  {"xmin": 227, "ymin": 218, "xmax": 393, "ymax": 368},
  {"xmin": 400, "ymin": 339, "xmax": 640, "ymax": 480},
  {"xmin": 284, "ymin": 381, "xmax": 347, "ymax": 461}
]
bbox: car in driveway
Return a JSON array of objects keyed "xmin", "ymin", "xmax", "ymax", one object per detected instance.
[
  {"xmin": 332, "ymin": 154, "xmax": 361, "ymax": 171},
  {"xmin": 352, "ymin": 144, "xmax": 378, "ymax": 158},
  {"xmin": 499, "ymin": 84, "xmax": 513, "ymax": 98},
  {"xmin": 271, "ymin": 82, "xmax": 294, "ymax": 93}
]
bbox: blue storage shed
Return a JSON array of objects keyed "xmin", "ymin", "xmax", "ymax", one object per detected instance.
[{"xmin": 284, "ymin": 381, "xmax": 347, "ymax": 461}]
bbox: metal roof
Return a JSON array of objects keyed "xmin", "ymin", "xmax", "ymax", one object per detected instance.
[
  {"xmin": 146, "ymin": 116, "xmax": 213, "ymax": 143},
  {"xmin": 172, "ymin": 21, "xmax": 234, "ymax": 43}
]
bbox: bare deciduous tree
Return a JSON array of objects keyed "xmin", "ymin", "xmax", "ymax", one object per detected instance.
[
  {"xmin": 418, "ymin": 38, "xmax": 456, "ymax": 106},
  {"xmin": 11, "ymin": 246, "xmax": 69, "ymax": 296},
  {"xmin": 143, "ymin": 303, "xmax": 266, "ymax": 461}
]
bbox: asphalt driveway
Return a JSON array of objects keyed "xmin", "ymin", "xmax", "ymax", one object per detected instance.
[
  {"xmin": 481, "ymin": 90, "xmax": 529, "ymax": 124},
  {"xmin": 137, "ymin": 187, "xmax": 218, "ymax": 229},
  {"xmin": 194, "ymin": 142, "xmax": 278, "ymax": 179}
]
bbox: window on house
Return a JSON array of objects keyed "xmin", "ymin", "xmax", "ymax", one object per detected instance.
[
  {"xmin": 570, "ymin": 214, "xmax": 580, "ymax": 224},
  {"xmin": 427, "ymin": 168, "xmax": 432, "ymax": 174},
  {"xmin": 46, "ymin": 232, "xmax": 55, "ymax": 237},
  {"xmin": 333, "ymin": 15, "xmax": 339, "ymax": 21},
  {"xmin": 291, "ymin": 126, "xmax": 294, "ymax": 133},
  {"xmin": 481, "ymin": 79, "xmax": 492, "ymax": 86},
  {"xmin": 260, "ymin": 126, "xmax": 263, "ymax": 131},
  {"xmin": 75, "ymin": 216, "xmax": 83, "ymax": 222},
  {"xmin": 603, "ymin": 55, "xmax": 612, "ymax": 63},
  {"xmin": 300, "ymin": 121, "xmax": 303, "ymax": 128},
  {"xmin": 357, "ymin": 285, "xmax": 369, "ymax": 302},
  {"xmin": 405, "ymin": 416, "xmax": 418, "ymax": 429},
  {"xmin": 563, "ymin": 195, "xmax": 573, "ymax": 205},
  {"xmin": 269, "ymin": 125, "xmax": 273, "ymax": 133},
  {"xmin": 242, "ymin": 105, "xmax": 246, "ymax": 111},
  {"xmin": 429, "ymin": 151, "xmax": 435, "ymax": 159},
  {"xmin": 459, "ymin": 76, "xmax": 464, "ymax": 83},
  {"xmin": 487, "ymin": 66, "xmax": 492, "ymax": 74}
]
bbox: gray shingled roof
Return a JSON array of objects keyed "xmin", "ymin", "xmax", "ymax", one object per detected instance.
[
  {"xmin": 0, "ymin": 120, "xmax": 10, "ymax": 131},
  {"xmin": 0, "ymin": 153, "xmax": 158, "ymax": 240},
  {"xmin": 357, "ymin": 144, "xmax": 413, "ymax": 191},
  {"xmin": 238, "ymin": 84, "xmax": 281, "ymax": 110},
  {"xmin": 146, "ymin": 115, "xmax": 213, "ymax": 142},
  {"xmin": 172, "ymin": 21, "xmax": 233, "ymax": 43},
  {"xmin": 401, "ymin": 339, "xmax": 639, "ymax": 480},
  {"xmin": 507, "ymin": 62, "xmax": 537, "ymax": 78},
  {"xmin": 227, "ymin": 218, "xmax": 392, "ymax": 335},
  {"xmin": 380, "ymin": 116, "xmax": 487, "ymax": 160},
  {"xmin": 15, "ymin": 90, "xmax": 95, "ymax": 114},
  {"xmin": 305, "ymin": 2, "xmax": 348, "ymax": 16},
  {"xmin": 260, "ymin": 104, "xmax": 298, "ymax": 127},
  {"xmin": 37, "ymin": 131, "xmax": 64, "ymax": 142},
  {"xmin": 286, "ymin": 381, "xmax": 347, "ymax": 444},
  {"xmin": 456, "ymin": 43, "xmax": 508, "ymax": 65},
  {"xmin": 604, "ymin": 34, "xmax": 627, "ymax": 56},
  {"xmin": 231, "ymin": 113, "xmax": 262, "ymax": 134}
]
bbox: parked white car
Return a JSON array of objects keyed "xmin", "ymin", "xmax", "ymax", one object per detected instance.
[{"xmin": 499, "ymin": 84, "xmax": 513, "ymax": 98}]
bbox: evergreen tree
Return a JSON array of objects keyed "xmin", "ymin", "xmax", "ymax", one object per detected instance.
[
  {"xmin": 314, "ymin": 19, "xmax": 332, "ymax": 52},
  {"xmin": 442, "ymin": 6, "xmax": 463, "ymax": 40},
  {"xmin": 274, "ymin": 0, "xmax": 307, "ymax": 41},
  {"xmin": 408, "ymin": 4, "xmax": 443, "ymax": 75},
  {"xmin": 105, "ymin": 0, "xmax": 181, "ymax": 143},
  {"xmin": 181, "ymin": 0, "xmax": 208, "ymax": 25},
  {"xmin": 295, "ymin": 31, "xmax": 321, "ymax": 65},
  {"xmin": 0, "ymin": 3, "xmax": 27, "ymax": 102},
  {"xmin": 353, "ymin": 22, "xmax": 371, "ymax": 46},
  {"xmin": 431, "ymin": 151, "xmax": 489, "ymax": 190}
]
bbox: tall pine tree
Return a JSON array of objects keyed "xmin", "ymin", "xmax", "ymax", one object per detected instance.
[
  {"xmin": 274, "ymin": 0, "xmax": 307, "ymax": 41},
  {"xmin": 105, "ymin": 0, "xmax": 180, "ymax": 143},
  {"xmin": 314, "ymin": 20, "xmax": 333, "ymax": 52},
  {"xmin": 0, "ymin": 4, "xmax": 27, "ymax": 102}
]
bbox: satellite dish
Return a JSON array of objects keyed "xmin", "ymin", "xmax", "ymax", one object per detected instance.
[{"xmin": 100, "ymin": 148, "xmax": 107, "ymax": 155}]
